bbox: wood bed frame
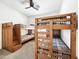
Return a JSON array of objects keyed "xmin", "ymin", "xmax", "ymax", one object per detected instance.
[{"xmin": 35, "ymin": 13, "xmax": 77, "ymax": 59}]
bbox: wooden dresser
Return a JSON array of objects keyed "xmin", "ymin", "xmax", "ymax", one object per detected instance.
[{"xmin": 2, "ymin": 22, "xmax": 22, "ymax": 52}]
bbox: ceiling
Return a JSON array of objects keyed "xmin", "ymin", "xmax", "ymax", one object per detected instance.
[{"xmin": 0, "ymin": 0, "xmax": 63, "ymax": 16}]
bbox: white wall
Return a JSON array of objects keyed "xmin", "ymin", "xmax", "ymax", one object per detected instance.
[
  {"xmin": 61, "ymin": 30, "xmax": 71, "ymax": 48},
  {"xmin": 60, "ymin": 0, "xmax": 78, "ymax": 57},
  {"xmin": 0, "ymin": 2, "xmax": 28, "ymax": 49},
  {"xmin": 60, "ymin": 0, "xmax": 78, "ymax": 14}
]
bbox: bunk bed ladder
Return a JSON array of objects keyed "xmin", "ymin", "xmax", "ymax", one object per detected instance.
[{"xmin": 35, "ymin": 19, "xmax": 53, "ymax": 59}]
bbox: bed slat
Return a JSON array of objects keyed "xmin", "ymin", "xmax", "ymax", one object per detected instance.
[
  {"xmin": 36, "ymin": 36, "xmax": 49, "ymax": 40},
  {"xmin": 38, "ymin": 40, "xmax": 49, "ymax": 44},
  {"xmin": 37, "ymin": 25, "xmax": 50, "ymax": 29}
]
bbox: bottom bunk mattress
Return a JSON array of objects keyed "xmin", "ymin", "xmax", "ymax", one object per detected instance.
[
  {"xmin": 21, "ymin": 35, "xmax": 34, "ymax": 43},
  {"xmin": 38, "ymin": 38, "xmax": 69, "ymax": 51},
  {"xmin": 38, "ymin": 38, "xmax": 70, "ymax": 59},
  {"xmin": 53, "ymin": 38, "xmax": 69, "ymax": 52}
]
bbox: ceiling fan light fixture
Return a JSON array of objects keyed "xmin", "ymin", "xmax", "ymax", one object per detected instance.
[{"xmin": 34, "ymin": 5, "xmax": 40, "ymax": 8}]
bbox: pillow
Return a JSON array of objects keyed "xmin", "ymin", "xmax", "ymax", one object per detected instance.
[
  {"xmin": 27, "ymin": 26, "xmax": 35, "ymax": 35},
  {"xmin": 28, "ymin": 29, "xmax": 32, "ymax": 35}
]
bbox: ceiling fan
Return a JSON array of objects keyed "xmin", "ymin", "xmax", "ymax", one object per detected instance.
[{"xmin": 24, "ymin": 0, "xmax": 40, "ymax": 10}]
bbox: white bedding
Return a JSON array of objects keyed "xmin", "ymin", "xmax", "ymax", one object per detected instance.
[{"xmin": 21, "ymin": 35, "xmax": 34, "ymax": 43}]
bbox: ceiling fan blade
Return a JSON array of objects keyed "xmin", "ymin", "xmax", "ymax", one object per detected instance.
[
  {"xmin": 32, "ymin": 6, "xmax": 39, "ymax": 10},
  {"xmin": 25, "ymin": 7, "xmax": 31, "ymax": 9},
  {"xmin": 30, "ymin": 0, "xmax": 34, "ymax": 6}
]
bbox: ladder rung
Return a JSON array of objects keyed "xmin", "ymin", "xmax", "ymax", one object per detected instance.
[
  {"xmin": 38, "ymin": 40, "xmax": 49, "ymax": 45},
  {"xmin": 37, "ymin": 32, "xmax": 49, "ymax": 34},
  {"xmin": 36, "ymin": 36, "xmax": 49, "ymax": 39},
  {"xmin": 38, "ymin": 49, "xmax": 51, "ymax": 55},
  {"xmin": 38, "ymin": 45, "xmax": 50, "ymax": 50}
]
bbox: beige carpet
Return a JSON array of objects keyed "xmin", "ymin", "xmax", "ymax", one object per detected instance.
[{"xmin": 0, "ymin": 41, "xmax": 35, "ymax": 59}]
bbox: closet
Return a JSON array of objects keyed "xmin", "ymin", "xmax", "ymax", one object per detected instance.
[
  {"xmin": 2, "ymin": 22, "xmax": 22, "ymax": 52},
  {"xmin": 35, "ymin": 13, "xmax": 77, "ymax": 59}
]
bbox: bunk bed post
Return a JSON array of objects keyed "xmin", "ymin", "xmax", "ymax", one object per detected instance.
[
  {"xmin": 35, "ymin": 18, "xmax": 38, "ymax": 59},
  {"xmin": 70, "ymin": 13, "xmax": 77, "ymax": 59},
  {"xmin": 49, "ymin": 20, "xmax": 53, "ymax": 59}
]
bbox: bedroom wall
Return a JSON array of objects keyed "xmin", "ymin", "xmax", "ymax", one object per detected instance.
[
  {"xmin": 0, "ymin": 1, "xmax": 28, "ymax": 49},
  {"xmin": 60, "ymin": 0, "xmax": 78, "ymax": 57}
]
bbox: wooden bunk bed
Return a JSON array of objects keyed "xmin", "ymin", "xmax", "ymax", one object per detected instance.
[
  {"xmin": 20, "ymin": 25, "xmax": 35, "ymax": 43},
  {"xmin": 35, "ymin": 13, "xmax": 77, "ymax": 59}
]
